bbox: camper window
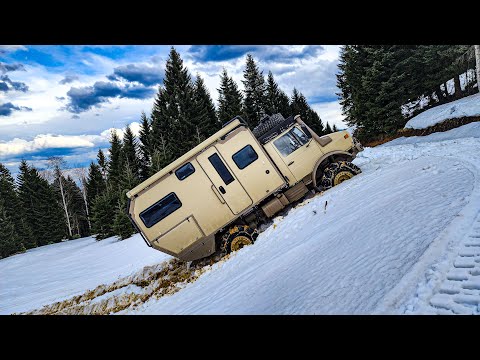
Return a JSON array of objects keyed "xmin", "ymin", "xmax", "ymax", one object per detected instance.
[
  {"xmin": 232, "ymin": 145, "xmax": 258, "ymax": 169},
  {"xmin": 175, "ymin": 162, "xmax": 195, "ymax": 180},
  {"xmin": 208, "ymin": 153, "xmax": 234, "ymax": 185},
  {"xmin": 273, "ymin": 127, "xmax": 309, "ymax": 157},
  {"xmin": 139, "ymin": 193, "xmax": 182, "ymax": 228}
]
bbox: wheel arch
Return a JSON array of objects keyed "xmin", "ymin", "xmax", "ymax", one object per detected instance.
[{"xmin": 311, "ymin": 151, "xmax": 354, "ymax": 188}]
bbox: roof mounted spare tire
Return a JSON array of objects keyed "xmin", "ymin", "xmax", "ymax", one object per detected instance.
[{"xmin": 252, "ymin": 113, "xmax": 286, "ymax": 138}]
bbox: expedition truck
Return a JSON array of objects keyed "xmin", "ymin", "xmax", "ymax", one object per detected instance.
[{"xmin": 126, "ymin": 113, "xmax": 364, "ymax": 262}]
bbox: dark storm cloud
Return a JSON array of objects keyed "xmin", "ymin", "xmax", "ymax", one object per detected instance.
[
  {"xmin": 107, "ymin": 63, "xmax": 163, "ymax": 86},
  {"xmin": 0, "ymin": 75, "xmax": 29, "ymax": 93},
  {"xmin": 188, "ymin": 45, "xmax": 325, "ymax": 62},
  {"xmin": 0, "ymin": 62, "xmax": 26, "ymax": 74},
  {"xmin": 65, "ymin": 81, "xmax": 155, "ymax": 113},
  {"xmin": 0, "ymin": 102, "xmax": 32, "ymax": 116},
  {"xmin": 59, "ymin": 75, "xmax": 79, "ymax": 85}
]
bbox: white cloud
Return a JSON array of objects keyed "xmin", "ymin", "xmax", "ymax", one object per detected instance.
[
  {"xmin": 0, "ymin": 122, "xmax": 141, "ymax": 158},
  {"xmin": 0, "ymin": 45, "xmax": 27, "ymax": 53},
  {"xmin": 311, "ymin": 101, "xmax": 347, "ymax": 129}
]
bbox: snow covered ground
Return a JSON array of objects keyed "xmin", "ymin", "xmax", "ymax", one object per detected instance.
[
  {"xmin": 1, "ymin": 121, "xmax": 479, "ymax": 315},
  {"xmin": 0, "ymin": 234, "xmax": 170, "ymax": 314},
  {"xmin": 404, "ymin": 92, "xmax": 480, "ymax": 129}
]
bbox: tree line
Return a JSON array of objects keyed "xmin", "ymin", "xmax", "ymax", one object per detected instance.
[
  {"xmin": 336, "ymin": 45, "xmax": 476, "ymax": 141},
  {"xmin": 0, "ymin": 48, "xmax": 334, "ymax": 258}
]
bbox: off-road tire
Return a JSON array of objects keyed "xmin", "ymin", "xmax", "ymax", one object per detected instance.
[
  {"xmin": 320, "ymin": 161, "xmax": 361, "ymax": 190},
  {"xmin": 252, "ymin": 113, "xmax": 286, "ymax": 138},
  {"xmin": 221, "ymin": 225, "xmax": 259, "ymax": 254}
]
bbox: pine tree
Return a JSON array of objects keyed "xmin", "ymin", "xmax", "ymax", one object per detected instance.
[
  {"xmin": 48, "ymin": 157, "xmax": 73, "ymax": 238},
  {"xmin": 17, "ymin": 161, "xmax": 65, "ymax": 246},
  {"xmin": 217, "ymin": 68, "xmax": 244, "ymax": 124},
  {"xmin": 290, "ymin": 89, "xmax": 325, "ymax": 135},
  {"xmin": 242, "ymin": 54, "xmax": 267, "ymax": 128},
  {"xmin": 138, "ymin": 111, "xmax": 152, "ymax": 181},
  {"xmin": 91, "ymin": 190, "xmax": 117, "ymax": 240},
  {"xmin": 325, "ymin": 122, "xmax": 333, "ymax": 134},
  {"xmin": 151, "ymin": 47, "xmax": 196, "ymax": 160},
  {"xmin": 0, "ymin": 199, "xmax": 24, "ymax": 258},
  {"xmin": 86, "ymin": 161, "xmax": 106, "ymax": 216},
  {"xmin": 191, "ymin": 74, "xmax": 219, "ymax": 145},
  {"xmin": 332, "ymin": 124, "xmax": 338, "ymax": 132},
  {"xmin": 113, "ymin": 165, "xmax": 139, "ymax": 240},
  {"xmin": 0, "ymin": 164, "xmax": 26, "ymax": 257},
  {"xmin": 265, "ymin": 71, "xmax": 291, "ymax": 117},
  {"xmin": 107, "ymin": 130, "xmax": 123, "ymax": 191},
  {"xmin": 122, "ymin": 125, "xmax": 140, "ymax": 180},
  {"xmin": 97, "ymin": 149, "xmax": 107, "ymax": 181},
  {"xmin": 61, "ymin": 176, "xmax": 89, "ymax": 238},
  {"xmin": 16, "ymin": 160, "xmax": 39, "ymax": 249}
]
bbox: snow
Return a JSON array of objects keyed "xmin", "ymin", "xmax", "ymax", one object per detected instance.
[
  {"xmin": 2, "ymin": 122, "xmax": 480, "ymax": 315},
  {"xmin": 0, "ymin": 234, "xmax": 170, "ymax": 314},
  {"xmin": 404, "ymin": 93, "xmax": 480, "ymax": 130},
  {"xmin": 125, "ymin": 123, "xmax": 480, "ymax": 314}
]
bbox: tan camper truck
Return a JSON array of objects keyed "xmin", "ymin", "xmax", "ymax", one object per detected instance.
[{"xmin": 127, "ymin": 114, "xmax": 363, "ymax": 262}]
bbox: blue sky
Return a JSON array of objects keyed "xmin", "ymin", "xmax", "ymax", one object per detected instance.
[{"xmin": 0, "ymin": 45, "xmax": 345, "ymax": 175}]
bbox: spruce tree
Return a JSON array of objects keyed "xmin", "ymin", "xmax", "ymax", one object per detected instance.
[
  {"xmin": 97, "ymin": 149, "xmax": 107, "ymax": 181},
  {"xmin": 16, "ymin": 160, "xmax": 39, "ymax": 249},
  {"xmin": 107, "ymin": 130, "xmax": 123, "ymax": 191},
  {"xmin": 138, "ymin": 111, "xmax": 152, "ymax": 181},
  {"xmin": 113, "ymin": 165, "xmax": 139, "ymax": 240},
  {"xmin": 122, "ymin": 125, "xmax": 140, "ymax": 180},
  {"xmin": 0, "ymin": 199, "xmax": 24, "ymax": 258},
  {"xmin": 217, "ymin": 68, "xmax": 244, "ymax": 124},
  {"xmin": 265, "ymin": 71, "xmax": 291, "ymax": 117},
  {"xmin": 290, "ymin": 89, "xmax": 325, "ymax": 135},
  {"xmin": 191, "ymin": 74, "xmax": 219, "ymax": 145},
  {"xmin": 242, "ymin": 54, "xmax": 267, "ymax": 128},
  {"xmin": 325, "ymin": 122, "xmax": 333, "ymax": 134},
  {"xmin": 86, "ymin": 162, "xmax": 106, "ymax": 216},
  {"xmin": 91, "ymin": 191, "xmax": 117, "ymax": 240},
  {"xmin": 332, "ymin": 124, "xmax": 338, "ymax": 132},
  {"xmin": 0, "ymin": 164, "xmax": 26, "ymax": 257},
  {"xmin": 151, "ymin": 47, "xmax": 196, "ymax": 160}
]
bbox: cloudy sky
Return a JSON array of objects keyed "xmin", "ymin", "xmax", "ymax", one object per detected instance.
[{"xmin": 0, "ymin": 45, "xmax": 345, "ymax": 175}]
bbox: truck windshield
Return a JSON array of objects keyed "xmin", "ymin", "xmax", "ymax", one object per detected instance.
[{"xmin": 273, "ymin": 127, "xmax": 309, "ymax": 157}]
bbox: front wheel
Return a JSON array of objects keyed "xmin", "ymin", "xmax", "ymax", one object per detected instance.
[{"xmin": 320, "ymin": 161, "xmax": 361, "ymax": 190}]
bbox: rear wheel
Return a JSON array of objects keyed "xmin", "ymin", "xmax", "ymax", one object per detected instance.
[
  {"xmin": 320, "ymin": 161, "xmax": 361, "ymax": 190},
  {"xmin": 221, "ymin": 225, "xmax": 259, "ymax": 254}
]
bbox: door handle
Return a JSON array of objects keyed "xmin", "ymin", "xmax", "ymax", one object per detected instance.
[
  {"xmin": 288, "ymin": 161, "xmax": 295, "ymax": 166},
  {"xmin": 219, "ymin": 186, "xmax": 226, "ymax": 194},
  {"xmin": 211, "ymin": 185, "xmax": 225, "ymax": 204}
]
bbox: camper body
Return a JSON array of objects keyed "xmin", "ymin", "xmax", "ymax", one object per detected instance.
[{"xmin": 127, "ymin": 114, "xmax": 363, "ymax": 261}]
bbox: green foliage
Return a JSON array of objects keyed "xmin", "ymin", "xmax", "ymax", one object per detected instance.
[
  {"xmin": 91, "ymin": 190, "xmax": 117, "ymax": 240},
  {"xmin": 242, "ymin": 54, "xmax": 268, "ymax": 128},
  {"xmin": 217, "ymin": 68, "xmax": 244, "ymax": 124},
  {"xmin": 190, "ymin": 74, "xmax": 220, "ymax": 145},
  {"xmin": 290, "ymin": 88, "xmax": 325, "ymax": 136},
  {"xmin": 336, "ymin": 45, "xmax": 474, "ymax": 141},
  {"xmin": 265, "ymin": 71, "xmax": 291, "ymax": 117},
  {"xmin": 138, "ymin": 111, "xmax": 152, "ymax": 181},
  {"xmin": 0, "ymin": 199, "xmax": 24, "ymax": 258}
]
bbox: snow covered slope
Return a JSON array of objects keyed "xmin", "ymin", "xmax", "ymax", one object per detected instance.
[
  {"xmin": 125, "ymin": 123, "xmax": 480, "ymax": 315},
  {"xmin": 405, "ymin": 93, "xmax": 480, "ymax": 129},
  {"xmin": 2, "ymin": 123, "xmax": 479, "ymax": 315},
  {"xmin": 0, "ymin": 234, "xmax": 170, "ymax": 314}
]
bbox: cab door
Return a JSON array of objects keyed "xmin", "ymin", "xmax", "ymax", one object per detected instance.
[
  {"xmin": 197, "ymin": 146, "xmax": 253, "ymax": 215},
  {"xmin": 272, "ymin": 126, "xmax": 323, "ymax": 183}
]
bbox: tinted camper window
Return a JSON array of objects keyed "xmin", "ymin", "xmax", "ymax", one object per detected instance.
[
  {"xmin": 140, "ymin": 193, "xmax": 182, "ymax": 228},
  {"xmin": 232, "ymin": 145, "xmax": 258, "ymax": 169},
  {"xmin": 208, "ymin": 153, "xmax": 234, "ymax": 185},
  {"xmin": 175, "ymin": 162, "xmax": 195, "ymax": 180}
]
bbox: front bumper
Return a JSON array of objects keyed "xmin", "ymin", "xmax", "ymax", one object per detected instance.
[{"xmin": 350, "ymin": 136, "xmax": 364, "ymax": 157}]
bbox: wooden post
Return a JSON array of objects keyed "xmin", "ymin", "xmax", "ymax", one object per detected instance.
[{"xmin": 475, "ymin": 45, "xmax": 480, "ymax": 92}]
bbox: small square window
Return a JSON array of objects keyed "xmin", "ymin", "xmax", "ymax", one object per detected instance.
[
  {"xmin": 232, "ymin": 145, "xmax": 259, "ymax": 170},
  {"xmin": 175, "ymin": 162, "xmax": 195, "ymax": 180}
]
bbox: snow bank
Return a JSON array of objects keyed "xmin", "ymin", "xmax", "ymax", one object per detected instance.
[
  {"xmin": 0, "ymin": 234, "xmax": 171, "ymax": 314},
  {"xmin": 404, "ymin": 93, "xmax": 480, "ymax": 130}
]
